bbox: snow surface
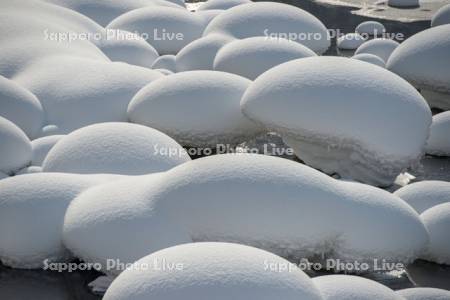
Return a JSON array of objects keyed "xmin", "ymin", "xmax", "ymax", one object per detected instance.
[
  {"xmin": 394, "ymin": 180, "xmax": 450, "ymax": 213},
  {"xmin": 195, "ymin": 9, "xmax": 225, "ymax": 27},
  {"xmin": 426, "ymin": 111, "xmax": 450, "ymax": 156},
  {"xmin": 0, "ymin": 173, "xmax": 8, "ymax": 180},
  {"xmin": 0, "ymin": 76, "xmax": 44, "ymax": 139},
  {"xmin": 312, "ymin": 275, "xmax": 402, "ymax": 300},
  {"xmin": 431, "ymin": 4, "xmax": 450, "ymax": 26},
  {"xmin": 397, "ymin": 287, "xmax": 450, "ymax": 299},
  {"xmin": 152, "ymin": 55, "xmax": 177, "ymax": 72},
  {"xmin": 351, "ymin": 53, "xmax": 386, "ymax": 68},
  {"xmin": 355, "ymin": 21, "xmax": 386, "ymax": 36},
  {"xmin": 31, "ymin": 135, "xmax": 65, "ymax": 166},
  {"xmin": 128, "ymin": 71, "xmax": 262, "ymax": 147},
  {"xmin": 241, "ymin": 57, "xmax": 431, "ymax": 186},
  {"xmin": 355, "ymin": 38, "xmax": 400, "ymax": 63},
  {"xmin": 203, "ymin": 2, "xmax": 330, "ymax": 54},
  {"xmin": 107, "ymin": 7, "xmax": 204, "ymax": 55},
  {"xmin": 388, "ymin": 0, "xmax": 419, "ymax": 8},
  {"xmin": 63, "ymin": 154, "xmax": 429, "ymax": 274},
  {"xmin": 42, "ymin": 122, "xmax": 190, "ymax": 175},
  {"xmin": 0, "ymin": 116, "xmax": 32, "ymax": 175},
  {"xmin": 15, "ymin": 166, "xmax": 43, "ymax": 175},
  {"xmin": 336, "ymin": 33, "xmax": 366, "ymax": 50},
  {"xmin": 197, "ymin": 0, "xmax": 252, "ymax": 11},
  {"xmin": 420, "ymin": 203, "xmax": 450, "ymax": 265},
  {"xmin": 213, "ymin": 37, "xmax": 316, "ymax": 80}
]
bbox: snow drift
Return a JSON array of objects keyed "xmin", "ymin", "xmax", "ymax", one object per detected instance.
[{"xmin": 426, "ymin": 111, "xmax": 450, "ymax": 156}]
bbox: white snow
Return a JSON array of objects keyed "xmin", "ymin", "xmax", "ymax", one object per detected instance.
[
  {"xmin": 128, "ymin": 71, "xmax": 262, "ymax": 147},
  {"xmin": 336, "ymin": 33, "xmax": 366, "ymax": 50},
  {"xmin": 197, "ymin": 0, "xmax": 252, "ymax": 11},
  {"xmin": 355, "ymin": 21, "xmax": 386, "ymax": 36},
  {"xmin": 313, "ymin": 275, "xmax": 402, "ymax": 300},
  {"xmin": 31, "ymin": 135, "xmax": 65, "ymax": 166},
  {"xmin": 351, "ymin": 53, "xmax": 386, "ymax": 68},
  {"xmin": 397, "ymin": 287, "xmax": 450, "ymax": 299},
  {"xmin": 426, "ymin": 111, "xmax": 450, "ymax": 156},
  {"xmin": 103, "ymin": 243, "xmax": 323, "ymax": 300},
  {"xmin": 151, "ymin": 55, "xmax": 177, "ymax": 72},
  {"xmin": 0, "ymin": 173, "xmax": 8, "ymax": 180},
  {"xmin": 355, "ymin": 38, "xmax": 400, "ymax": 63},
  {"xmin": 16, "ymin": 166, "xmax": 43, "ymax": 175},
  {"xmin": 420, "ymin": 203, "xmax": 450, "ymax": 265},
  {"xmin": 387, "ymin": 24, "xmax": 450, "ymax": 110},
  {"xmin": 107, "ymin": 7, "xmax": 204, "ymax": 55},
  {"xmin": 0, "ymin": 76, "xmax": 44, "ymax": 139},
  {"xmin": 388, "ymin": 0, "xmax": 419, "ymax": 8},
  {"xmin": 0, "ymin": 116, "xmax": 32, "ymax": 175},
  {"xmin": 42, "ymin": 122, "xmax": 190, "ymax": 175},
  {"xmin": 213, "ymin": 37, "xmax": 317, "ymax": 80},
  {"xmin": 241, "ymin": 56, "xmax": 431, "ymax": 186},
  {"xmin": 394, "ymin": 180, "xmax": 450, "ymax": 214},
  {"xmin": 431, "ymin": 4, "xmax": 450, "ymax": 26},
  {"xmin": 195, "ymin": 9, "xmax": 225, "ymax": 27},
  {"xmin": 203, "ymin": 2, "xmax": 330, "ymax": 54},
  {"xmin": 63, "ymin": 154, "xmax": 429, "ymax": 274}
]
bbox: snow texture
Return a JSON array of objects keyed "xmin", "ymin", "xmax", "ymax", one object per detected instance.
[
  {"xmin": 354, "ymin": 38, "xmax": 399, "ymax": 63},
  {"xmin": 397, "ymin": 287, "xmax": 450, "ymax": 300},
  {"xmin": 152, "ymin": 55, "xmax": 177, "ymax": 72},
  {"xmin": 351, "ymin": 53, "xmax": 386, "ymax": 68},
  {"xmin": 431, "ymin": 4, "xmax": 450, "ymax": 27},
  {"xmin": 355, "ymin": 21, "xmax": 386, "ymax": 36},
  {"xmin": 426, "ymin": 111, "xmax": 450, "ymax": 156},
  {"xmin": 31, "ymin": 135, "xmax": 65, "ymax": 166},
  {"xmin": 336, "ymin": 33, "xmax": 366, "ymax": 50},
  {"xmin": 420, "ymin": 203, "xmax": 450, "ymax": 265},
  {"xmin": 197, "ymin": 0, "xmax": 252, "ymax": 11}
]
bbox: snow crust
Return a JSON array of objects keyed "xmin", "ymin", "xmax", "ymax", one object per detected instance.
[
  {"xmin": 152, "ymin": 55, "xmax": 177, "ymax": 72},
  {"xmin": 197, "ymin": 0, "xmax": 252, "ymax": 11},
  {"xmin": 355, "ymin": 38, "xmax": 399, "ymax": 63},
  {"xmin": 397, "ymin": 287, "xmax": 450, "ymax": 300},
  {"xmin": 431, "ymin": 4, "xmax": 450, "ymax": 27},
  {"xmin": 336, "ymin": 33, "xmax": 366, "ymax": 50},
  {"xmin": 0, "ymin": 117, "xmax": 32, "ymax": 175},
  {"xmin": 31, "ymin": 135, "xmax": 65, "ymax": 166},
  {"xmin": 241, "ymin": 57, "xmax": 431, "ymax": 186},
  {"xmin": 351, "ymin": 53, "xmax": 386, "ymax": 67},
  {"xmin": 355, "ymin": 21, "xmax": 386, "ymax": 36},
  {"xmin": 420, "ymin": 203, "xmax": 450, "ymax": 265},
  {"xmin": 426, "ymin": 111, "xmax": 450, "ymax": 156}
]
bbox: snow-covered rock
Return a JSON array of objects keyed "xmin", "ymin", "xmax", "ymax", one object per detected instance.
[
  {"xmin": 387, "ymin": 25, "xmax": 450, "ymax": 110},
  {"xmin": 336, "ymin": 33, "xmax": 366, "ymax": 50},
  {"xmin": 394, "ymin": 180, "xmax": 450, "ymax": 214},
  {"xmin": 0, "ymin": 173, "xmax": 118, "ymax": 269},
  {"xmin": 31, "ymin": 135, "xmax": 65, "ymax": 166},
  {"xmin": 0, "ymin": 76, "xmax": 44, "ymax": 139},
  {"xmin": 431, "ymin": 4, "xmax": 450, "ymax": 27},
  {"xmin": 313, "ymin": 275, "xmax": 402, "ymax": 300},
  {"xmin": 241, "ymin": 57, "xmax": 431, "ymax": 186},
  {"xmin": 355, "ymin": 21, "xmax": 386, "ymax": 36},
  {"xmin": 426, "ymin": 111, "xmax": 450, "ymax": 156},
  {"xmin": 176, "ymin": 34, "xmax": 234, "ymax": 71},
  {"xmin": 352, "ymin": 53, "xmax": 386, "ymax": 68},
  {"xmin": 197, "ymin": 0, "xmax": 252, "ymax": 11},
  {"xmin": 388, "ymin": 0, "xmax": 419, "ymax": 8},
  {"xmin": 203, "ymin": 2, "xmax": 330, "ymax": 54},
  {"xmin": 213, "ymin": 37, "xmax": 316, "ymax": 80},
  {"xmin": 397, "ymin": 287, "xmax": 450, "ymax": 299},
  {"xmin": 103, "ymin": 243, "xmax": 323, "ymax": 300},
  {"xmin": 0, "ymin": 117, "xmax": 32, "ymax": 175},
  {"xmin": 128, "ymin": 71, "xmax": 262, "ymax": 147},
  {"xmin": 355, "ymin": 38, "xmax": 399, "ymax": 63},
  {"xmin": 420, "ymin": 203, "xmax": 450, "ymax": 264},
  {"xmin": 42, "ymin": 122, "xmax": 190, "ymax": 175},
  {"xmin": 151, "ymin": 55, "xmax": 177, "ymax": 72},
  {"xmin": 107, "ymin": 7, "xmax": 204, "ymax": 55},
  {"xmin": 63, "ymin": 154, "xmax": 429, "ymax": 274}
]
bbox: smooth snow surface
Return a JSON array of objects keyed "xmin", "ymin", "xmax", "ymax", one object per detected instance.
[
  {"xmin": 397, "ymin": 287, "xmax": 450, "ymax": 299},
  {"xmin": 31, "ymin": 135, "xmax": 65, "ymax": 166},
  {"xmin": 152, "ymin": 55, "xmax": 177, "ymax": 72},
  {"xmin": 394, "ymin": 180, "xmax": 450, "ymax": 213},
  {"xmin": 203, "ymin": 2, "xmax": 330, "ymax": 54},
  {"xmin": 355, "ymin": 38, "xmax": 400, "ymax": 63},
  {"xmin": 431, "ymin": 4, "xmax": 450, "ymax": 26},
  {"xmin": 42, "ymin": 122, "xmax": 190, "ymax": 175},
  {"xmin": 313, "ymin": 275, "xmax": 402, "ymax": 300},
  {"xmin": 197, "ymin": 0, "xmax": 252, "ymax": 11},
  {"xmin": 241, "ymin": 57, "xmax": 431, "ymax": 186},
  {"xmin": 426, "ymin": 111, "xmax": 450, "ymax": 156},
  {"xmin": 128, "ymin": 71, "xmax": 262, "ymax": 147},
  {"xmin": 420, "ymin": 203, "xmax": 450, "ymax": 265},
  {"xmin": 351, "ymin": 53, "xmax": 386, "ymax": 67},
  {"xmin": 355, "ymin": 21, "xmax": 386, "ymax": 36},
  {"xmin": 336, "ymin": 33, "xmax": 366, "ymax": 50},
  {"xmin": 213, "ymin": 37, "xmax": 316, "ymax": 80}
]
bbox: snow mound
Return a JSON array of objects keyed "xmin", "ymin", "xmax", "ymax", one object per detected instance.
[
  {"xmin": 388, "ymin": 0, "xmax": 419, "ymax": 8},
  {"xmin": 355, "ymin": 38, "xmax": 399, "ymax": 63},
  {"xmin": 63, "ymin": 154, "xmax": 429, "ymax": 273},
  {"xmin": 97, "ymin": 30, "xmax": 159, "ymax": 68},
  {"xmin": 151, "ymin": 55, "xmax": 177, "ymax": 72},
  {"xmin": 195, "ymin": 9, "xmax": 225, "ymax": 27},
  {"xmin": 352, "ymin": 53, "xmax": 386, "ymax": 68},
  {"xmin": 31, "ymin": 135, "xmax": 65, "ymax": 166},
  {"xmin": 241, "ymin": 57, "xmax": 431, "ymax": 186},
  {"xmin": 42, "ymin": 122, "xmax": 190, "ymax": 175},
  {"xmin": 103, "ymin": 243, "xmax": 323, "ymax": 300},
  {"xmin": 107, "ymin": 7, "xmax": 204, "ymax": 55},
  {"xmin": 203, "ymin": 2, "xmax": 330, "ymax": 54},
  {"xmin": 0, "ymin": 173, "xmax": 117, "ymax": 268},
  {"xmin": 355, "ymin": 21, "xmax": 386, "ymax": 36},
  {"xmin": 387, "ymin": 24, "xmax": 450, "ymax": 109},
  {"xmin": 0, "ymin": 76, "xmax": 44, "ymax": 139},
  {"xmin": 313, "ymin": 275, "xmax": 402, "ymax": 300},
  {"xmin": 128, "ymin": 71, "xmax": 262, "ymax": 147},
  {"xmin": 431, "ymin": 4, "xmax": 450, "ymax": 27},
  {"xmin": 336, "ymin": 33, "xmax": 366, "ymax": 50},
  {"xmin": 426, "ymin": 111, "xmax": 450, "ymax": 156},
  {"xmin": 420, "ymin": 203, "xmax": 450, "ymax": 264},
  {"xmin": 394, "ymin": 180, "xmax": 450, "ymax": 214},
  {"xmin": 0, "ymin": 116, "xmax": 32, "ymax": 175},
  {"xmin": 213, "ymin": 37, "xmax": 316, "ymax": 80},
  {"xmin": 397, "ymin": 287, "xmax": 450, "ymax": 299},
  {"xmin": 14, "ymin": 56, "xmax": 162, "ymax": 134},
  {"xmin": 176, "ymin": 34, "xmax": 234, "ymax": 72},
  {"xmin": 198, "ymin": 0, "xmax": 252, "ymax": 11}
]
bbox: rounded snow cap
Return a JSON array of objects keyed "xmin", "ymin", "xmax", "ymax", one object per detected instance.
[
  {"xmin": 42, "ymin": 122, "xmax": 190, "ymax": 175},
  {"xmin": 336, "ymin": 33, "xmax": 366, "ymax": 50},
  {"xmin": 31, "ymin": 135, "xmax": 65, "ymax": 166},
  {"xmin": 431, "ymin": 4, "xmax": 450, "ymax": 27},
  {"xmin": 397, "ymin": 287, "xmax": 450, "ymax": 300},
  {"xmin": 355, "ymin": 38, "xmax": 399, "ymax": 63},
  {"xmin": 352, "ymin": 53, "xmax": 386, "ymax": 68},
  {"xmin": 241, "ymin": 56, "xmax": 431, "ymax": 186},
  {"xmin": 151, "ymin": 54, "xmax": 177, "ymax": 72},
  {"xmin": 197, "ymin": 0, "xmax": 252, "ymax": 11},
  {"xmin": 420, "ymin": 203, "xmax": 450, "ymax": 265},
  {"xmin": 203, "ymin": 2, "xmax": 330, "ymax": 54},
  {"xmin": 426, "ymin": 111, "xmax": 450, "ymax": 156},
  {"xmin": 103, "ymin": 242, "xmax": 323, "ymax": 300},
  {"xmin": 355, "ymin": 21, "xmax": 386, "ymax": 36}
]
